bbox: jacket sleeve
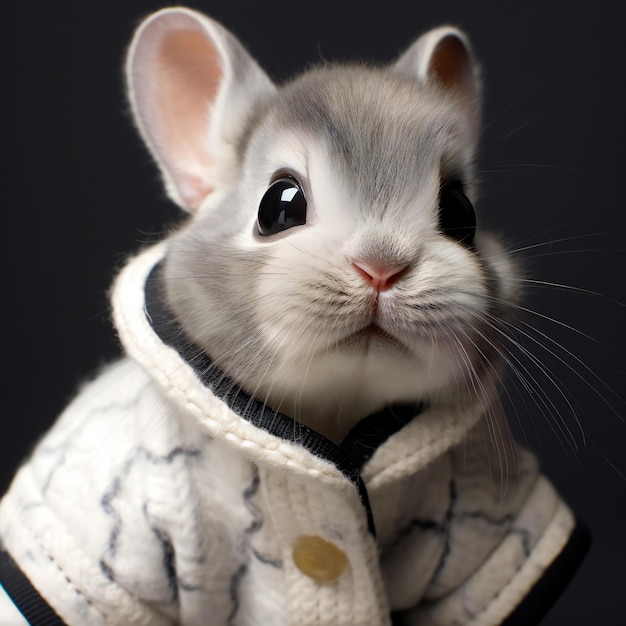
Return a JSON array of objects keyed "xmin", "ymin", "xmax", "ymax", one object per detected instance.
[
  {"xmin": 0, "ymin": 360, "xmax": 179, "ymax": 626},
  {"xmin": 391, "ymin": 443, "xmax": 589, "ymax": 626}
]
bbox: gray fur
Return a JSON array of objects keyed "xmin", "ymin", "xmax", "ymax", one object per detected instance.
[
  {"xmin": 273, "ymin": 67, "xmax": 478, "ymax": 211},
  {"xmin": 137, "ymin": 13, "xmax": 517, "ymax": 442}
]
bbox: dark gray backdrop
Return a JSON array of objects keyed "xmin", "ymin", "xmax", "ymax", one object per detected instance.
[{"xmin": 2, "ymin": 1, "xmax": 625, "ymax": 623}]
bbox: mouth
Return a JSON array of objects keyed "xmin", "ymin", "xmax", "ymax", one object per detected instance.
[
  {"xmin": 363, "ymin": 323, "xmax": 392, "ymax": 339},
  {"xmin": 337, "ymin": 322, "xmax": 406, "ymax": 352}
]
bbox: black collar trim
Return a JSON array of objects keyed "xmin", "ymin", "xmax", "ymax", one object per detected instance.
[
  {"xmin": 144, "ymin": 262, "xmax": 425, "ymax": 535},
  {"xmin": 0, "ymin": 551, "xmax": 66, "ymax": 625}
]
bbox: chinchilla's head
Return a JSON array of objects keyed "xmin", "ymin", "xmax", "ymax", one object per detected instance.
[{"xmin": 126, "ymin": 8, "xmax": 519, "ymax": 441}]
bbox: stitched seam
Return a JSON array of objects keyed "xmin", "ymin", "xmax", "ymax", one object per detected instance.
[
  {"xmin": 365, "ymin": 408, "xmax": 483, "ymax": 488},
  {"xmin": 371, "ymin": 419, "xmax": 469, "ymax": 483},
  {"xmin": 15, "ymin": 506, "xmax": 107, "ymax": 623}
]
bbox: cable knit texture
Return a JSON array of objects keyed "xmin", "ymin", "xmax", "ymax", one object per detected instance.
[{"xmin": 0, "ymin": 245, "xmax": 576, "ymax": 626}]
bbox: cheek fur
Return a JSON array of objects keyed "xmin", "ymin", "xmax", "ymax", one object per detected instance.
[{"xmin": 255, "ymin": 232, "xmax": 498, "ymax": 370}]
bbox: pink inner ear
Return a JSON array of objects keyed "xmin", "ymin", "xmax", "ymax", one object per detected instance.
[
  {"xmin": 153, "ymin": 29, "xmax": 224, "ymax": 210},
  {"xmin": 429, "ymin": 35, "xmax": 472, "ymax": 94}
]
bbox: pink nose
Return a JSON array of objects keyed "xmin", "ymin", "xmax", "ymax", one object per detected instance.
[{"xmin": 352, "ymin": 261, "xmax": 407, "ymax": 292}]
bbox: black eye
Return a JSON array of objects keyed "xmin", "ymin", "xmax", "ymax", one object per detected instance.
[
  {"xmin": 438, "ymin": 180, "xmax": 476, "ymax": 247},
  {"xmin": 257, "ymin": 176, "xmax": 307, "ymax": 236}
]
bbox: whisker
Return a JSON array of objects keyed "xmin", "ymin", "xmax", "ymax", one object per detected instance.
[
  {"xmin": 516, "ymin": 248, "xmax": 626, "ymax": 260},
  {"xmin": 466, "ymin": 289, "xmax": 625, "ymax": 418},
  {"xmin": 444, "ymin": 324, "xmax": 514, "ymax": 492},
  {"xmin": 517, "ymin": 279, "xmax": 626, "ymax": 307},
  {"xmin": 467, "ymin": 317, "xmax": 554, "ymax": 452},
  {"xmin": 482, "ymin": 316, "xmax": 585, "ymax": 452},
  {"xmin": 499, "ymin": 232, "xmax": 616, "ymax": 256},
  {"xmin": 481, "ymin": 64, "xmax": 579, "ymax": 134},
  {"xmin": 515, "ymin": 318, "xmax": 624, "ymax": 421},
  {"xmin": 588, "ymin": 440, "xmax": 626, "ymax": 481}
]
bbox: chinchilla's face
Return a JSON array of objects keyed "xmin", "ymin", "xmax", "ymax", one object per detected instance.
[{"xmin": 127, "ymin": 8, "xmax": 518, "ymax": 440}]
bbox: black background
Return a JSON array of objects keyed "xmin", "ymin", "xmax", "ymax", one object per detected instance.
[{"xmin": 1, "ymin": 1, "xmax": 625, "ymax": 623}]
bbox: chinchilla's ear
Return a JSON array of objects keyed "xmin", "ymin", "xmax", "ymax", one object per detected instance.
[
  {"xmin": 392, "ymin": 27, "xmax": 481, "ymax": 127},
  {"xmin": 126, "ymin": 8, "xmax": 276, "ymax": 212}
]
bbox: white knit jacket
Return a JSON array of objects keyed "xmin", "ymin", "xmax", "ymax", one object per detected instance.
[{"xmin": 0, "ymin": 244, "xmax": 585, "ymax": 626}]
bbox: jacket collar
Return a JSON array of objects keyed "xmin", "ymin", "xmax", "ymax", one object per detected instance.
[
  {"xmin": 144, "ymin": 260, "xmax": 425, "ymax": 471},
  {"xmin": 112, "ymin": 245, "xmax": 484, "ymax": 534},
  {"xmin": 144, "ymin": 260, "xmax": 427, "ymax": 535}
]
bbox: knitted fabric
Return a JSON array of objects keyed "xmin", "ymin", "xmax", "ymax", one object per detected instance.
[{"xmin": 0, "ymin": 244, "xmax": 581, "ymax": 626}]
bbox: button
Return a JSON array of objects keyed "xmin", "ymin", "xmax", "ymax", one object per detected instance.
[{"xmin": 292, "ymin": 535, "xmax": 348, "ymax": 583}]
